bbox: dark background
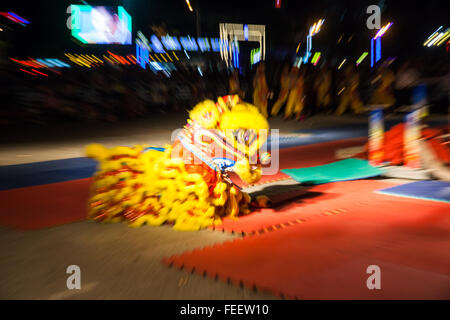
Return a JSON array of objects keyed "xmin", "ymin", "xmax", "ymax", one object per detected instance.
[{"xmin": 1, "ymin": 0, "xmax": 448, "ymax": 61}]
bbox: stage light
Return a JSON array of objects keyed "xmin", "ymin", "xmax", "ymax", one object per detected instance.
[
  {"xmin": 427, "ymin": 33, "xmax": 444, "ymax": 47},
  {"xmin": 185, "ymin": 0, "xmax": 194, "ymax": 12},
  {"xmin": 150, "ymin": 35, "xmax": 166, "ymax": 53},
  {"xmin": 197, "ymin": 38, "xmax": 211, "ymax": 52},
  {"xmin": 370, "ymin": 22, "xmax": 392, "ymax": 68},
  {"xmin": 356, "ymin": 52, "xmax": 368, "ymax": 66},
  {"xmin": 30, "ymin": 69, "xmax": 48, "ymax": 76},
  {"xmin": 0, "ymin": 12, "xmax": 29, "ymax": 25},
  {"xmin": 374, "ymin": 22, "xmax": 393, "ymax": 39},
  {"xmin": 313, "ymin": 56, "xmax": 321, "ymax": 66},
  {"xmin": 436, "ymin": 30, "xmax": 450, "ymax": 46},
  {"xmin": 424, "ymin": 27, "xmax": 450, "ymax": 47},
  {"xmin": 161, "ymin": 35, "xmax": 181, "ymax": 51},
  {"xmin": 126, "ymin": 55, "xmax": 136, "ymax": 64},
  {"xmin": 19, "ymin": 68, "xmax": 37, "ymax": 76},
  {"xmin": 154, "ymin": 54, "xmax": 162, "ymax": 62},
  {"xmin": 244, "ymin": 24, "xmax": 249, "ymax": 41},
  {"xmin": 376, "ymin": 37, "xmax": 381, "ymax": 62},
  {"xmin": 180, "ymin": 36, "xmax": 199, "ymax": 51},
  {"xmin": 311, "ymin": 52, "xmax": 321, "ymax": 64},
  {"xmin": 429, "ymin": 26, "xmax": 443, "ymax": 38}
]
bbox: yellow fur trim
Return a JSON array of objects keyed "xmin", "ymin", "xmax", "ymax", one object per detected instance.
[
  {"xmin": 189, "ymin": 100, "xmax": 220, "ymax": 129},
  {"xmin": 219, "ymin": 105, "xmax": 269, "ymax": 131},
  {"xmin": 233, "ymin": 158, "xmax": 262, "ymax": 184}
]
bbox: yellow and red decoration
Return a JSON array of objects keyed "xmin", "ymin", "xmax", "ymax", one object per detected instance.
[{"xmin": 85, "ymin": 95, "xmax": 271, "ymax": 230}]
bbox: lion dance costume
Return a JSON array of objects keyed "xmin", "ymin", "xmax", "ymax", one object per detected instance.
[{"xmin": 85, "ymin": 95, "xmax": 271, "ymax": 231}]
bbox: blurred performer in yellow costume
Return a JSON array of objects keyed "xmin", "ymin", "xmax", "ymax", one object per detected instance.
[
  {"xmin": 271, "ymin": 65, "xmax": 291, "ymax": 116},
  {"xmin": 315, "ymin": 66, "xmax": 332, "ymax": 111},
  {"xmin": 336, "ymin": 65, "xmax": 364, "ymax": 116},
  {"xmin": 370, "ymin": 63, "xmax": 396, "ymax": 106},
  {"xmin": 253, "ymin": 63, "xmax": 269, "ymax": 118},
  {"xmin": 85, "ymin": 95, "xmax": 271, "ymax": 231},
  {"xmin": 229, "ymin": 69, "xmax": 244, "ymax": 98},
  {"xmin": 284, "ymin": 68, "xmax": 305, "ymax": 120}
]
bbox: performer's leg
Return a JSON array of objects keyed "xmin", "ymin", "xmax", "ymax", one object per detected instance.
[
  {"xmin": 284, "ymin": 94, "xmax": 295, "ymax": 119},
  {"xmin": 260, "ymin": 100, "xmax": 268, "ymax": 118},
  {"xmin": 294, "ymin": 99, "xmax": 305, "ymax": 120},
  {"xmin": 336, "ymin": 94, "xmax": 349, "ymax": 116},
  {"xmin": 271, "ymin": 92, "xmax": 287, "ymax": 116},
  {"xmin": 351, "ymin": 94, "xmax": 364, "ymax": 114}
]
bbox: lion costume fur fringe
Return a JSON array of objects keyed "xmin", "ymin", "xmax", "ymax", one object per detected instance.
[{"xmin": 85, "ymin": 95, "xmax": 270, "ymax": 231}]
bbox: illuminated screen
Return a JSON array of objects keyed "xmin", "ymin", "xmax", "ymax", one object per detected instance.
[{"xmin": 70, "ymin": 5, "xmax": 132, "ymax": 44}]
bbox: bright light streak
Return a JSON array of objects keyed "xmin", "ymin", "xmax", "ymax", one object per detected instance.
[
  {"xmin": 309, "ymin": 19, "xmax": 324, "ymax": 36},
  {"xmin": 311, "ymin": 23, "xmax": 317, "ymax": 35},
  {"xmin": 338, "ymin": 59, "xmax": 346, "ymax": 70},
  {"xmin": 185, "ymin": 0, "xmax": 194, "ymax": 12},
  {"xmin": 436, "ymin": 31, "xmax": 450, "ymax": 46},
  {"xmin": 356, "ymin": 52, "xmax": 368, "ymax": 66},
  {"xmin": 423, "ymin": 32, "xmax": 440, "ymax": 46},
  {"xmin": 313, "ymin": 55, "xmax": 321, "ymax": 66},
  {"xmin": 8, "ymin": 12, "xmax": 30, "ymax": 24},
  {"xmin": 296, "ymin": 42, "xmax": 301, "ymax": 53},
  {"xmin": 102, "ymin": 55, "xmax": 115, "ymax": 64},
  {"xmin": 427, "ymin": 32, "xmax": 444, "ymax": 47},
  {"xmin": 424, "ymin": 28, "xmax": 450, "ymax": 47},
  {"xmin": 370, "ymin": 38, "xmax": 374, "ymax": 67},
  {"xmin": 427, "ymin": 26, "xmax": 442, "ymax": 39},
  {"xmin": 311, "ymin": 52, "xmax": 321, "ymax": 64},
  {"xmin": 31, "ymin": 69, "xmax": 48, "ymax": 76},
  {"xmin": 376, "ymin": 37, "xmax": 381, "ymax": 63},
  {"xmin": 374, "ymin": 22, "xmax": 393, "ymax": 39},
  {"xmin": 19, "ymin": 68, "xmax": 37, "ymax": 76}
]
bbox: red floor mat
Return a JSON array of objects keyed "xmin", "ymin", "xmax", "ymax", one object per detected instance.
[
  {"xmin": 212, "ymin": 180, "xmax": 397, "ymax": 235},
  {"xmin": 0, "ymin": 178, "xmax": 91, "ymax": 230},
  {"xmin": 0, "ymin": 138, "xmax": 367, "ymax": 231},
  {"xmin": 164, "ymin": 191, "xmax": 450, "ymax": 299}
]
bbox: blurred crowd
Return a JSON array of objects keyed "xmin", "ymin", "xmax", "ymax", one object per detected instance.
[
  {"xmin": 0, "ymin": 56, "xmax": 448, "ymax": 126},
  {"xmin": 0, "ymin": 64, "xmax": 230, "ymax": 125}
]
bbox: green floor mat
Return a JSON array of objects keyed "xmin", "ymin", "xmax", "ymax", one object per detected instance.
[{"xmin": 281, "ymin": 158, "xmax": 384, "ymax": 185}]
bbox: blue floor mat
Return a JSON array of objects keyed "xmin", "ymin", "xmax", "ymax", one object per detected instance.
[
  {"xmin": 376, "ymin": 180, "xmax": 450, "ymax": 203},
  {"xmin": 0, "ymin": 157, "xmax": 97, "ymax": 190}
]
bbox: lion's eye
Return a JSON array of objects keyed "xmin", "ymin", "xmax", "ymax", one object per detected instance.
[{"xmin": 234, "ymin": 129, "xmax": 255, "ymax": 145}]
